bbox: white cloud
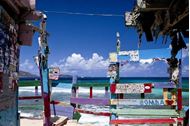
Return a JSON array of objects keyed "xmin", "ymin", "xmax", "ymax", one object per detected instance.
[
  {"xmin": 20, "ymin": 59, "xmax": 34, "ymax": 70},
  {"xmin": 20, "ymin": 59, "xmax": 38, "ymax": 74},
  {"xmin": 182, "ymin": 43, "xmax": 189, "ymax": 58},
  {"xmin": 50, "ymin": 53, "xmax": 109, "ymax": 76}
]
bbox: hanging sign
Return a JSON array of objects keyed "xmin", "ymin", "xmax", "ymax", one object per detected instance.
[
  {"xmin": 111, "ymin": 99, "xmax": 165, "ymax": 106},
  {"xmin": 49, "ymin": 67, "xmax": 60, "ymax": 80},
  {"xmin": 112, "ymin": 83, "xmax": 152, "ymax": 94},
  {"xmin": 109, "ymin": 53, "xmax": 117, "ymax": 62}
]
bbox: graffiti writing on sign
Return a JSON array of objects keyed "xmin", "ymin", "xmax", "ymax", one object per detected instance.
[
  {"xmin": 115, "ymin": 84, "xmax": 144, "ymax": 93},
  {"xmin": 140, "ymin": 99, "xmax": 165, "ymax": 106},
  {"xmin": 111, "ymin": 99, "xmax": 165, "ymax": 106}
]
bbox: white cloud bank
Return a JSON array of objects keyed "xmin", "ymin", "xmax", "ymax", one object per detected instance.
[
  {"xmin": 20, "ymin": 51, "xmax": 188, "ymax": 77},
  {"xmin": 51, "ymin": 53, "xmax": 109, "ymax": 76}
]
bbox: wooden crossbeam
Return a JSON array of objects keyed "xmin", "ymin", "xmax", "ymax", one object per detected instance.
[
  {"xmin": 18, "ymin": 80, "xmax": 40, "ymax": 87},
  {"xmin": 110, "ymin": 118, "xmax": 176, "ymax": 124},
  {"xmin": 50, "ymin": 101, "xmax": 70, "ymax": 106},
  {"xmin": 110, "ymin": 109, "xmax": 179, "ymax": 117},
  {"xmin": 19, "ymin": 96, "xmax": 42, "ymax": 100},
  {"xmin": 70, "ymin": 98, "xmax": 110, "ymax": 106}
]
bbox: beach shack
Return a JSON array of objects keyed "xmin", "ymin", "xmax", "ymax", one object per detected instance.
[{"xmin": 0, "ymin": 0, "xmax": 43, "ymax": 125}]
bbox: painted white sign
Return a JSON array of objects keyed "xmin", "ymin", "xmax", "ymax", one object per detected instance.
[
  {"xmin": 125, "ymin": 12, "xmax": 134, "ymax": 26},
  {"xmin": 111, "ymin": 99, "xmax": 165, "ymax": 106},
  {"xmin": 109, "ymin": 53, "xmax": 118, "ymax": 62},
  {"xmin": 115, "ymin": 84, "xmax": 144, "ymax": 93}
]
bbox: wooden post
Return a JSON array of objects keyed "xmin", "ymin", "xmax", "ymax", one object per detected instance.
[
  {"xmin": 71, "ymin": 76, "xmax": 78, "ymax": 108},
  {"xmin": 89, "ymin": 87, "xmax": 93, "ymax": 98},
  {"xmin": 37, "ymin": 14, "xmax": 51, "ymax": 126},
  {"xmin": 105, "ymin": 87, "xmax": 109, "ymax": 98},
  {"xmin": 35, "ymin": 86, "xmax": 38, "ymax": 96},
  {"xmin": 177, "ymin": 59, "xmax": 182, "ymax": 111},
  {"xmin": 110, "ymin": 62, "xmax": 119, "ymax": 121}
]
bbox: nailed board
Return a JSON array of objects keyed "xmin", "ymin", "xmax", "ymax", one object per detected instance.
[
  {"xmin": 70, "ymin": 98, "xmax": 110, "ymax": 106},
  {"xmin": 50, "ymin": 101, "xmax": 70, "ymax": 107},
  {"xmin": 110, "ymin": 83, "xmax": 152, "ymax": 94},
  {"xmin": 18, "ymin": 80, "xmax": 40, "ymax": 87},
  {"xmin": 110, "ymin": 118, "xmax": 176, "ymax": 124},
  {"xmin": 110, "ymin": 109, "xmax": 179, "ymax": 116},
  {"xmin": 51, "ymin": 105, "xmax": 74, "ymax": 119},
  {"xmin": 49, "ymin": 67, "xmax": 60, "ymax": 80},
  {"xmin": 110, "ymin": 99, "xmax": 165, "ymax": 106},
  {"xmin": 109, "ymin": 53, "xmax": 118, "ymax": 62}
]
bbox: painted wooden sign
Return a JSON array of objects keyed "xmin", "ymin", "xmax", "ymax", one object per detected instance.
[
  {"xmin": 110, "ymin": 118, "xmax": 176, "ymax": 125},
  {"xmin": 111, "ymin": 83, "xmax": 152, "ymax": 94},
  {"xmin": 49, "ymin": 67, "xmax": 60, "ymax": 80},
  {"xmin": 109, "ymin": 53, "xmax": 118, "ymax": 62},
  {"xmin": 107, "ymin": 64, "xmax": 118, "ymax": 79},
  {"xmin": 125, "ymin": 12, "xmax": 136, "ymax": 26},
  {"xmin": 110, "ymin": 99, "xmax": 165, "ymax": 106},
  {"xmin": 111, "ymin": 108, "xmax": 179, "ymax": 116},
  {"xmin": 118, "ymin": 51, "xmax": 130, "ymax": 56}
]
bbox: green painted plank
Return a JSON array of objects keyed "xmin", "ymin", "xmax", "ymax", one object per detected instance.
[
  {"xmin": 18, "ymin": 80, "xmax": 40, "ymax": 87},
  {"xmin": 110, "ymin": 109, "xmax": 179, "ymax": 116},
  {"xmin": 73, "ymin": 83, "xmax": 109, "ymax": 87}
]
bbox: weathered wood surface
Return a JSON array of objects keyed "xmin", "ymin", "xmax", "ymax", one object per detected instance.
[
  {"xmin": 110, "ymin": 118, "xmax": 177, "ymax": 124},
  {"xmin": 110, "ymin": 109, "xmax": 179, "ymax": 116},
  {"xmin": 19, "ymin": 96, "xmax": 42, "ymax": 100},
  {"xmin": 111, "ymin": 83, "xmax": 152, "ymax": 94},
  {"xmin": 70, "ymin": 98, "xmax": 110, "ymax": 106},
  {"xmin": 110, "ymin": 99, "xmax": 165, "ymax": 106},
  {"xmin": 50, "ymin": 100, "xmax": 70, "ymax": 106}
]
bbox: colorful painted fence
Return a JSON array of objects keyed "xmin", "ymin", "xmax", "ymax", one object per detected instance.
[{"xmin": 70, "ymin": 82, "xmax": 110, "ymax": 116}]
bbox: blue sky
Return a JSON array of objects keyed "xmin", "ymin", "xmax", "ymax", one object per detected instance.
[{"xmin": 19, "ymin": 0, "xmax": 189, "ymax": 77}]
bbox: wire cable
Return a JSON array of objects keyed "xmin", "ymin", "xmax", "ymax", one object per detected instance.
[{"xmin": 43, "ymin": 10, "xmax": 124, "ymax": 17}]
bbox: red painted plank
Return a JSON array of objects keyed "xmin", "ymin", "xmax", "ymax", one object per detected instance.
[
  {"xmin": 110, "ymin": 118, "xmax": 176, "ymax": 124},
  {"xmin": 76, "ymin": 109, "xmax": 111, "ymax": 116},
  {"xmin": 165, "ymin": 99, "xmax": 175, "ymax": 105},
  {"xmin": 19, "ymin": 96, "xmax": 42, "ymax": 100},
  {"xmin": 110, "ymin": 83, "xmax": 116, "ymax": 93},
  {"xmin": 144, "ymin": 83, "xmax": 152, "ymax": 93},
  {"xmin": 177, "ymin": 88, "xmax": 182, "ymax": 111},
  {"xmin": 90, "ymin": 87, "xmax": 93, "ymax": 98}
]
